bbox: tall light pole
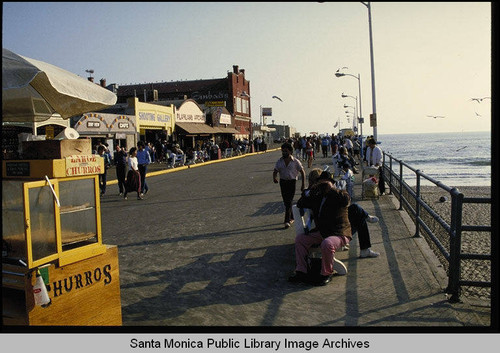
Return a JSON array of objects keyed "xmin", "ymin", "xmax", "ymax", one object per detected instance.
[{"xmin": 361, "ymin": 1, "xmax": 378, "ymax": 141}]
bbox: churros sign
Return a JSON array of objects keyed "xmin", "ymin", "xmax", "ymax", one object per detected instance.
[{"xmin": 65, "ymin": 155, "xmax": 103, "ymax": 176}]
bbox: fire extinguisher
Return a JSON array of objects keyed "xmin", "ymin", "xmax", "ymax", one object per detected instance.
[{"xmin": 33, "ymin": 269, "xmax": 51, "ymax": 308}]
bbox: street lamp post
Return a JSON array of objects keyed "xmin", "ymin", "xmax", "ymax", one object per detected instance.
[
  {"xmin": 343, "ymin": 104, "xmax": 356, "ymax": 130},
  {"xmin": 361, "ymin": 1, "xmax": 378, "ymax": 141},
  {"xmin": 335, "ymin": 71, "xmax": 363, "ymax": 144},
  {"xmin": 342, "ymin": 93, "xmax": 359, "ymax": 134}
]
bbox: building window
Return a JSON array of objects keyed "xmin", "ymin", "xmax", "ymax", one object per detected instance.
[
  {"xmin": 242, "ymin": 99, "xmax": 248, "ymax": 115},
  {"xmin": 236, "ymin": 97, "xmax": 242, "ymax": 113}
]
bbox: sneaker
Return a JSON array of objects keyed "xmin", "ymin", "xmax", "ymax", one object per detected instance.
[
  {"xmin": 333, "ymin": 258, "xmax": 347, "ymax": 275},
  {"xmin": 137, "ymin": 196, "xmax": 144, "ymax": 200},
  {"xmin": 124, "ymin": 196, "xmax": 128, "ymax": 200},
  {"xmin": 140, "ymin": 193, "xmax": 144, "ymax": 197},
  {"xmin": 119, "ymin": 192, "xmax": 123, "ymax": 196},
  {"xmin": 360, "ymin": 248, "xmax": 380, "ymax": 258},
  {"xmin": 289, "ymin": 219, "xmax": 295, "ymax": 225},
  {"xmin": 284, "ymin": 222, "xmax": 291, "ymax": 229},
  {"xmin": 288, "ymin": 271, "xmax": 308, "ymax": 283},
  {"xmin": 367, "ymin": 215, "xmax": 379, "ymax": 223}
]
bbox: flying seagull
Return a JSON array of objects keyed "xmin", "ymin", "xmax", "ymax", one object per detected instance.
[
  {"xmin": 335, "ymin": 67, "xmax": 349, "ymax": 73},
  {"xmin": 475, "ymin": 111, "xmax": 481, "ymax": 117},
  {"xmin": 456, "ymin": 146, "xmax": 468, "ymax": 152},
  {"xmin": 470, "ymin": 97, "xmax": 491, "ymax": 103},
  {"xmin": 426, "ymin": 115, "xmax": 445, "ymax": 119},
  {"xmin": 272, "ymin": 95, "xmax": 283, "ymax": 102}
]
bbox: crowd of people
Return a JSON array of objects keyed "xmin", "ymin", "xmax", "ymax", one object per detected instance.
[
  {"xmin": 93, "ymin": 137, "xmax": 257, "ymax": 200},
  {"xmin": 94, "ymin": 132, "xmax": 384, "ymax": 286}
]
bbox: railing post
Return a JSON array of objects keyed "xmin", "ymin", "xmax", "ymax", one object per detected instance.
[
  {"xmin": 447, "ymin": 187, "xmax": 464, "ymax": 303},
  {"xmin": 389, "ymin": 155, "xmax": 393, "ymax": 195},
  {"xmin": 399, "ymin": 160, "xmax": 403, "ymax": 210},
  {"xmin": 414, "ymin": 170, "xmax": 421, "ymax": 238}
]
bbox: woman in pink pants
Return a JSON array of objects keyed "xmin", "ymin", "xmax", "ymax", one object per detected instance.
[{"xmin": 288, "ymin": 172, "xmax": 352, "ymax": 286}]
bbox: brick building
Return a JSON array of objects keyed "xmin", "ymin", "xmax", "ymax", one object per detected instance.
[{"xmin": 115, "ymin": 65, "xmax": 252, "ymax": 140}]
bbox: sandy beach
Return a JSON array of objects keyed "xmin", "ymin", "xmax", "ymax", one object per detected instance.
[{"xmin": 407, "ymin": 185, "xmax": 491, "ymax": 301}]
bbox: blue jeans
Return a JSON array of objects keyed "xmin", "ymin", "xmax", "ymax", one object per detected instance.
[
  {"xmin": 348, "ymin": 203, "xmax": 371, "ymax": 250},
  {"xmin": 138, "ymin": 164, "xmax": 149, "ymax": 194}
]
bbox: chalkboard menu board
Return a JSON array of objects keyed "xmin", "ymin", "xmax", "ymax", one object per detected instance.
[{"xmin": 5, "ymin": 162, "xmax": 30, "ymax": 176}]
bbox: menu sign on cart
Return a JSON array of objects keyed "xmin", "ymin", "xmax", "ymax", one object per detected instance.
[
  {"xmin": 65, "ymin": 155, "xmax": 103, "ymax": 176},
  {"xmin": 5, "ymin": 162, "xmax": 30, "ymax": 176}
]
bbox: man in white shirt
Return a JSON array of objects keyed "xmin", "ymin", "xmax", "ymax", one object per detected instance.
[
  {"xmin": 273, "ymin": 142, "xmax": 306, "ymax": 229},
  {"xmin": 344, "ymin": 137, "xmax": 354, "ymax": 156},
  {"xmin": 365, "ymin": 138, "xmax": 385, "ymax": 194}
]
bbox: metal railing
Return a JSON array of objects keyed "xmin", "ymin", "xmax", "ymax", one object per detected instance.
[{"xmin": 382, "ymin": 152, "xmax": 492, "ymax": 303}]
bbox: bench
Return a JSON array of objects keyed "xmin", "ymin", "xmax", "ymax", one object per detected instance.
[
  {"xmin": 174, "ymin": 153, "xmax": 185, "ymax": 167},
  {"xmin": 166, "ymin": 153, "xmax": 186, "ymax": 168}
]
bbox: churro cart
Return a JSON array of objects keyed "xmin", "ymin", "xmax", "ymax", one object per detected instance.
[
  {"xmin": 2, "ymin": 48, "xmax": 121, "ymax": 326},
  {"xmin": 2, "ymin": 139, "xmax": 122, "ymax": 325}
]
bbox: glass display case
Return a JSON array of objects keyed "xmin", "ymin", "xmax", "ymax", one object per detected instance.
[{"xmin": 2, "ymin": 175, "xmax": 105, "ymax": 269}]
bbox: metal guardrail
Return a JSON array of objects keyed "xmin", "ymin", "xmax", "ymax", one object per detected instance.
[{"xmin": 382, "ymin": 152, "xmax": 491, "ymax": 303}]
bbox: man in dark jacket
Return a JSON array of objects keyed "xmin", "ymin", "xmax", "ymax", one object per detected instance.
[
  {"xmin": 114, "ymin": 144, "xmax": 128, "ymax": 195},
  {"xmin": 289, "ymin": 171, "xmax": 352, "ymax": 286}
]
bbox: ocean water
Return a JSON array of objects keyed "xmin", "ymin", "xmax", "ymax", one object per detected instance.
[{"xmin": 377, "ymin": 131, "xmax": 491, "ymax": 187}]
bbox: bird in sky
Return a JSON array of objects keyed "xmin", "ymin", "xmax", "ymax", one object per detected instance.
[
  {"xmin": 272, "ymin": 95, "xmax": 283, "ymax": 102},
  {"xmin": 475, "ymin": 111, "xmax": 481, "ymax": 117},
  {"xmin": 470, "ymin": 97, "xmax": 491, "ymax": 103},
  {"xmin": 426, "ymin": 115, "xmax": 445, "ymax": 119},
  {"xmin": 335, "ymin": 67, "xmax": 348, "ymax": 73},
  {"xmin": 456, "ymin": 146, "xmax": 468, "ymax": 152}
]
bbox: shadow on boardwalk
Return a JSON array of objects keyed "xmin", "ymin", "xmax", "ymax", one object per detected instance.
[{"xmin": 102, "ymin": 151, "xmax": 492, "ymax": 328}]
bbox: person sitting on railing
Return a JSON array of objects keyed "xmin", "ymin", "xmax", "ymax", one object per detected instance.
[{"xmin": 365, "ymin": 137, "xmax": 386, "ymax": 195}]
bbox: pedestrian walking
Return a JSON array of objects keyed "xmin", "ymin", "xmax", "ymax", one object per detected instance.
[
  {"xmin": 123, "ymin": 147, "xmax": 142, "ymax": 200},
  {"xmin": 97, "ymin": 145, "xmax": 111, "ymax": 196},
  {"xmin": 137, "ymin": 141, "xmax": 151, "ymax": 196},
  {"xmin": 114, "ymin": 144, "xmax": 128, "ymax": 196},
  {"xmin": 273, "ymin": 142, "xmax": 306, "ymax": 229}
]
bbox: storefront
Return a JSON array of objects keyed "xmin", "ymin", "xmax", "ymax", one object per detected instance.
[
  {"xmin": 128, "ymin": 97, "xmax": 175, "ymax": 144},
  {"xmin": 207, "ymin": 106, "xmax": 238, "ymax": 144},
  {"xmin": 234, "ymin": 115, "xmax": 252, "ymax": 141},
  {"xmin": 174, "ymin": 99, "xmax": 216, "ymax": 149},
  {"xmin": 71, "ymin": 112, "xmax": 137, "ymax": 152}
]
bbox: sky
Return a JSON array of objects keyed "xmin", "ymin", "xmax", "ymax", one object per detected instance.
[{"xmin": 2, "ymin": 2, "xmax": 491, "ymax": 136}]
